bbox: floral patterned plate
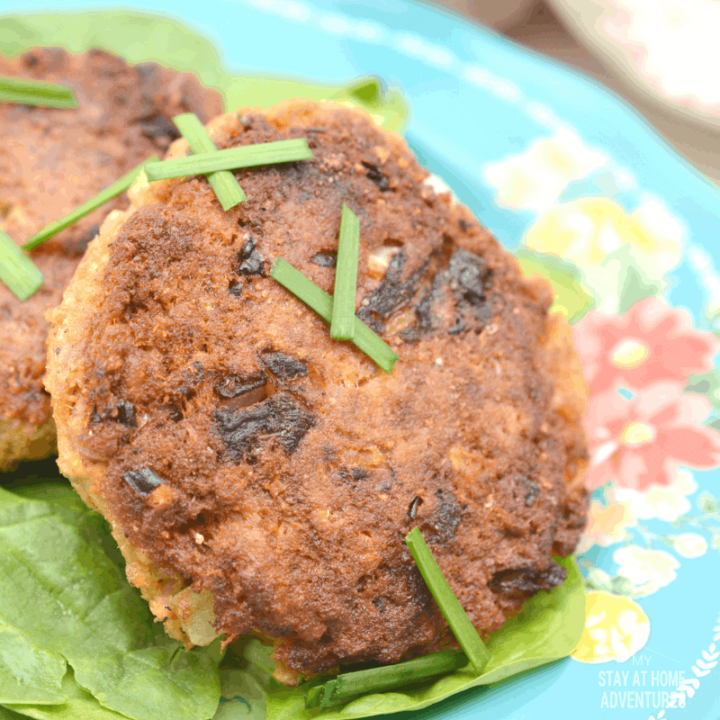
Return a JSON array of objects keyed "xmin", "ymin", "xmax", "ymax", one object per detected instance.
[{"xmin": 4, "ymin": 0, "xmax": 720, "ymax": 718}]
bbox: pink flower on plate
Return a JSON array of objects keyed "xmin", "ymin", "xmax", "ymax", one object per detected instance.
[
  {"xmin": 573, "ymin": 297, "xmax": 719, "ymax": 394},
  {"xmin": 585, "ymin": 381, "xmax": 720, "ymax": 491}
]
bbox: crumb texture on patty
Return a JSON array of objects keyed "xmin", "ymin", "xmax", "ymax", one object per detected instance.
[
  {"xmin": 0, "ymin": 47, "xmax": 221, "ymax": 470},
  {"xmin": 46, "ymin": 100, "xmax": 589, "ymax": 676}
]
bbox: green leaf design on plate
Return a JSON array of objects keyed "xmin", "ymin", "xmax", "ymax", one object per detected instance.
[
  {"xmin": 686, "ymin": 371, "xmax": 720, "ymax": 410},
  {"xmin": 3, "ymin": 668, "xmax": 128, "ymax": 720},
  {"xmin": 0, "ymin": 12, "xmax": 408, "ymax": 132},
  {"xmin": 515, "ymin": 249, "xmax": 594, "ymax": 324},
  {"xmin": 608, "ymin": 247, "xmax": 665, "ymax": 316},
  {"xmin": 685, "ymin": 371, "xmax": 720, "ymax": 435},
  {"xmin": 261, "ymin": 556, "xmax": 585, "ymax": 720},
  {"xmin": 579, "ymin": 244, "xmax": 663, "ymax": 316},
  {"xmin": 0, "ymin": 484, "xmax": 222, "ymax": 720}
]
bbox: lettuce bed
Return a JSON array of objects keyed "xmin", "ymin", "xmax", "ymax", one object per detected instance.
[{"xmin": 1, "ymin": 11, "xmax": 585, "ymax": 720}]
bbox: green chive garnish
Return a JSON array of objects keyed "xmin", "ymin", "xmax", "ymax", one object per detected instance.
[
  {"xmin": 405, "ymin": 528, "xmax": 490, "ymax": 675},
  {"xmin": 0, "ymin": 75, "xmax": 77, "ymax": 109},
  {"xmin": 0, "ymin": 228, "xmax": 43, "ymax": 300},
  {"xmin": 144, "ymin": 139, "xmax": 313, "ymax": 181},
  {"xmin": 172, "ymin": 113, "xmax": 246, "ymax": 211},
  {"xmin": 305, "ymin": 650, "xmax": 467, "ymax": 709},
  {"xmin": 23, "ymin": 156, "xmax": 159, "ymax": 251},
  {"xmin": 270, "ymin": 257, "xmax": 399, "ymax": 374},
  {"xmin": 330, "ymin": 204, "xmax": 360, "ymax": 341}
]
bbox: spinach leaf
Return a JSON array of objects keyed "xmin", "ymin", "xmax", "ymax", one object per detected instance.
[
  {"xmin": 263, "ymin": 556, "xmax": 585, "ymax": 720},
  {"xmin": 4, "ymin": 668, "xmax": 128, "ymax": 720},
  {"xmin": 0, "ymin": 705, "xmax": 27, "ymax": 720},
  {"xmin": 212, "ymin": 665, "xmax": 268, "ymax": 720},
  {"xmin": 0, "ymin": 485, "xmax": 222, "ymax": 720},
  {"xmin": 0, "ymin": 623, "xmax": 66, "ymax": 705}
]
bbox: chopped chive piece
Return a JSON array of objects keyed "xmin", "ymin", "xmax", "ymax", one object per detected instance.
[
  {"xmin": 405, "ymin": 528, "xmax": 491, "ymax": 675},
  {"xmin": 0, "ymin": 228, "xmax": 44, "ymax": 300},
  {"xmin": 270, "ymin": 257, "xmax": 399, "ymax": 374},
  {"xmin": 330, "ymin": 204, "xmax": 360, "ymax": 341},
  {"xmin": 23, "ymin": 156, "xmax": 159, "ymax": 251},
  {"xmin": 173, "ymin": 113, "xmax": 246, "ymax": 211},
  {"xmin": 305, "ymin": 650, "xmax": 467, "ymax": 709},
  {"xmin": 144, "ymin": 139, "xmax": 313, "ymax": 181},
  {"xmin": 0, "ymin": 75, "xmax": 77, "ymax": 108}
]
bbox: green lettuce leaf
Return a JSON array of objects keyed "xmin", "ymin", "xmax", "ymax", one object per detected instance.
[
  {"xmin": 233, "ymin": 556, "xmax": 585, "ymax": 720},
  {"xmin": 0, "ymin": 484, "xmax": 222, "ymax": 720},
  {"xmin": 212, "ymin": 660, "xmax": 270, "ymax": 720},
  {"xmin": 0, "ymin": 12, "xmax": 408, "ymax": 132},
  {"xmin": 0, "ymin": 621, "xmax": 66, "ymax": 705},
  {"xmin": 4, "ymin": 669, "xmax": 129, "ymax": 720},
  {"xmin": 0, "ymin": 705, "xmax": 27, "ymax": 720}
]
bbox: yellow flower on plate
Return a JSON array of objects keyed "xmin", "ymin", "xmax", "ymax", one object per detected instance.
[
  {"xmin": 524, "ymin": 197, "xmax": 683, "ymax": 275},
  {"xmin": 572, "ymin": 591, "xmax": 650, "ymax": 664},
  {"xmin": 483, "ymin": 128, "xmax": 608, "ymax": 211}
]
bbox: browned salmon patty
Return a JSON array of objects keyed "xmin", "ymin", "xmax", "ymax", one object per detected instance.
[
  {"xmin": 0, "ymin": 47, "xmax": 221, "ymax": 470},
  {"xmin": 46, "ymin": 99, "xmax": 589, "ymax": 678}
]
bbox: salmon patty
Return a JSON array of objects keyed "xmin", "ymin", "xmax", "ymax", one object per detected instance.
[
  {"xmin": 0, "ymin": 47, "xmax": 221, "ymax": 470},
  {"xmin": 45, "ymin": 99, "xmax": 589, "ymax": 678}
]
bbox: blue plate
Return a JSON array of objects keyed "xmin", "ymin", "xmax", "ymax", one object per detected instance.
[{"xmin": 4, "ymin": 1, "xmax": 720, "ymax": 718}]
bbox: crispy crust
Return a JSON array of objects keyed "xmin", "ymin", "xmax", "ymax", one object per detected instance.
[
  {"xmin": 0, "ymin": 47, "xmax": 221, "ymax": 470},
  {"xmin": 46, "ymin": 100, "xmax": 589, "ymax": 677}
]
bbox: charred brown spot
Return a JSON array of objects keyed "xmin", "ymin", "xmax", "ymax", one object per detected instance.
[
  {"xmin": 488, "ymin": 563, "xmax": 567, "ymax": 598},
  {"xmin": 262, "ymin": 352, "xmax": 308, "ymax": 380},
  {"xmin": 310, "ymin": 252, "xmax": 336, "ymax": 268},
  {"xmin": 357, "ymin": 251, "xmax": 430, "ymax": 331},
  {"xmin": 339, "ymin": 467, "xmax": 370, "ymax": 483},
  {"xmin": 518, "ymin": 476, "xmax": 540, "ymax": 506},
  {"xmin": 138, "ymin": 115, "xmax": 180, "ymax": 144},
  {"xmin": 135, "ymin": 62, "xmax": 161, "ymax": 83},
  {"xmin": 214, "ymin": 392, "xmax": 317, "ymax": 462},
  {"xmin": 236, "ymin": 236, "xmax": 266, "ymax": 277},
  {"xmin": 116, "ymin": 401, "xmax": 138, "ymax": 427},
  {"xmin": 432, "ymin": 488, "xmax": 464, "ymax": 541},
  {"xmin": 448, "ymin": 248, "xmax": 490, "ymax": 308},
  {"xmin": 90, "ymin": 400, "xmax": 137, "ymax": 427},
  {"xmin": 123, "ymin": 468, "xmax": 164, "ymax": 496},
  {"xmin": 408, "ymin": 495, "xmax": 423, "ymax": 520},
  {"xmin": 214, "ymin": 373, "xmax": 267, "ymax": 399},
  {"xmin": 362, "ymin": 161, "xmax": 390, "ymax": 191}
]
